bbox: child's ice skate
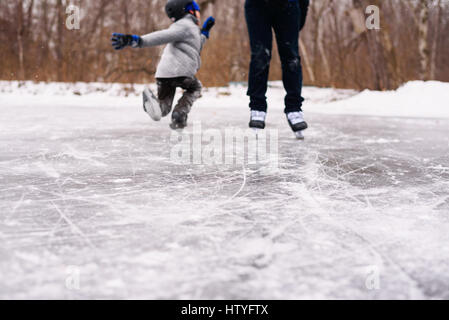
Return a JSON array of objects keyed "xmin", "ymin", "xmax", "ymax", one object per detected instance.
[
  {"xmin": 143, "ymin": 87, "xmax": 162, "ymax": 121},
  {"xmin": 286, "ymin": 111, "xmax": 308, "ymax": 140},
  {"xmin": 170, "ymin": 108, "xmax": 188, "ymax": 130}
]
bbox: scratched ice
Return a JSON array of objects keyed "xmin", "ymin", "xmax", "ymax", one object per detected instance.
[{"xmin": 0, "ymin": 82, "xmax": 449, "ymax": 299}]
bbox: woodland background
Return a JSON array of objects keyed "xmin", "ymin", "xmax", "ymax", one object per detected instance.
[{"xmin": 0, "ymin": 0, "xmax": 448, "ymax": 90}]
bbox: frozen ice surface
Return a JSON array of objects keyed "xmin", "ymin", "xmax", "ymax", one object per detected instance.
[{"xmin": 1, "ymin": 81, "xmax": 449, "ymax": 299}]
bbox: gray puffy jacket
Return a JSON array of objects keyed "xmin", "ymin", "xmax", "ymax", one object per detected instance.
[{"xmin": 140, "ymin": 15, "xmax": 207, "ymax": 79}]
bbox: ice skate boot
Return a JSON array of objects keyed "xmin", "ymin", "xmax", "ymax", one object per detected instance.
[
  {"xmin": 143, "ymin": 86, "xmax": 162, "ymax": 121},
  {"xmin": 249, "ymin": 110, "xmax": 266, "ymax": 132},
  {"xmin": 287, "ymin": 111, "xmax": 308, "ymax": 140},
  {"xmin": 170, "ymin": 108, "xmax": 188, "ymax": 130}
]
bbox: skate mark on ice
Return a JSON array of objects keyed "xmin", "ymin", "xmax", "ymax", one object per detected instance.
[
  {"xmin": 50, "ymin": 202, "xmax": 95, "ymax": 248},
  {"xmin": 230, "ymin": 165, "xmax": 247, "ymax": 200}
]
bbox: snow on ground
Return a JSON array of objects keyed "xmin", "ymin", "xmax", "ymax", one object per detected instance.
[
  {"xmin": 1, "ymin": 80, "xmax": 448, "ymax": 118},
  {"xmin": 0, "ymin": 81, "xmax": 448, "ymax": 299}
]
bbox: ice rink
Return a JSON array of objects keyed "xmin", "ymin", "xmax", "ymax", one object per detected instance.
[{"xmin": 1, "ymin": 82, "xmax": 448, "ymax": 299}]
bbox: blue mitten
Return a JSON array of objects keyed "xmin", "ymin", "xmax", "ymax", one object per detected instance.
[
  {"xmin": 201, "ymin": 17, "xmax": 215, "ymax": 39},
  {"xmin": 185, "ymin": 1, "xmax": 200, "ymax": 13},
  {"xmin": 111, "ymin": 33, "xmax": 142, "ymax": 50}
]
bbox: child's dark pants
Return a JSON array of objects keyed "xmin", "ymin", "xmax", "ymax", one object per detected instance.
[
  {"xmin": 245, "ymin": 0, "xmax": 305, "ymax": 113},
  {"xmin": 156, "ymin": 77, "xmax": 202, "ymax": 117}
]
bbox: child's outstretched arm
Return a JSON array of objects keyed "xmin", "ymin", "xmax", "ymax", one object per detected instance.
[
  {"xmin": 111, "ymin": 33, "xmax": 142, "ymax": 50},
  {"xmin": 111, "ymin": 24, "xmax": 188, "ymax": 51},
  {"xmin": 140, "ymin": 26, "xmax": 188, "ymax": 48}
]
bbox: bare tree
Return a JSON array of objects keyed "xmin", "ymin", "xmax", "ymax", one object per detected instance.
[
  {"xmin": 0, "ymin": 0, "xmax": 448, "ymax": 88},
  {"xmin": 430, "ymin": 0, "xmax": 442, "ymax": 80},
  {"xmin": 417, "ymin": 0, "xmax": 430, "ymax": 80},
  {"xmin": 16, "ymin": 0, "xmax": 25, "ymax": 80}
]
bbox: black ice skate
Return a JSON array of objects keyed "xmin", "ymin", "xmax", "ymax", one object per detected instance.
[
  {"xmin": 143, "ymin": 86, "xmax": 162, "ymax": 121},
  {"xmin": 170, "ymin": 108, "xmax": 188, "ymax": 130},
  {"xmin": 286, "ymin": 111, "xmax": 308, "ymax": 140},
  {"xmin": 249, "ymin": 110, "xmax": 266, "ymax": 130}
]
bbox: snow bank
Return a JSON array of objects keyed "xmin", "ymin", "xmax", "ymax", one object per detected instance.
[
  {"xmin": 309, "ymin": 81, "xmax": 449, "ymax": 119},
  {"xmin": 1, "ymin": 80, "xmax": 448, "ymax": 119}
]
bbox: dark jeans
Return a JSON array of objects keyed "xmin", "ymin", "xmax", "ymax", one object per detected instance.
[
  {"xmin": 156, "ymin": 77, "xmax": 202, "ymax": 117},
  {"xmin": 245, "ymin": 0, "xmax": 305, "ymax": 113}
]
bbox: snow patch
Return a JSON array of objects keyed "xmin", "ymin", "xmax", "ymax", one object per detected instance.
[{"xmin": 310, "ymin": 81, "xmax": 449, "ymax": 119}]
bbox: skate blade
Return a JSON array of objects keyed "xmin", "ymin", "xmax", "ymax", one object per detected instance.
[
  {"xmin": 170, "ymin": 123, "xmax": 186, "ymax": 131},
  {"xmin": 143, "ymin": 88, "xmax": 162, "ymax": 121},
  {"xmin": 295, "ymin": 131, "xmax": 305, "ymax": 140}
]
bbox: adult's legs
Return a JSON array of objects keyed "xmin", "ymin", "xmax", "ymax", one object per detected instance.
[
  {"xmin": 245, "ymin": 0, "xmax": 273, "ymax": 112},
  {"xmin": 272, "ymin": 1, "xmax": 305, "ymax": 113}
]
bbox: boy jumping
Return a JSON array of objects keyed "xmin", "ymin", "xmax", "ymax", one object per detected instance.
[{"xmin": 111, "ymin": 0, "xmax": 215, "ymax": 130}]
